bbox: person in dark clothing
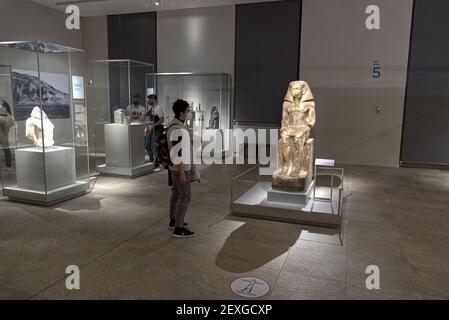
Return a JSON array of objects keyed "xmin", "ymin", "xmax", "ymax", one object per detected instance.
[{"xmin": 0, "ymin": 101, "xmax": 15, "ymax": 171}]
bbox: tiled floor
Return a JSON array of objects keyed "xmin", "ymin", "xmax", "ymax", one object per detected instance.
[{"xmin": 0, "ymin": 164, "xmax": 449, "ymax": 300}]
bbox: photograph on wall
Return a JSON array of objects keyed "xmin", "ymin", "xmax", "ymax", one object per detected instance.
[{"xmin": 11, "ymin": 68, "xmax": 70, "ymax": 120}]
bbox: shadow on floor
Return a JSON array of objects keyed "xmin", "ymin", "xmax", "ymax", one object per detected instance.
[{"xmin": 215, "ymin": 218, "xmax": 302, "ymax": 273}]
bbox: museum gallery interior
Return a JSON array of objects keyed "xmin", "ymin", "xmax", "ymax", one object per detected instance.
[{"xmin": 0, "ymin": 0, "xmax": 449, "ymax": 300}]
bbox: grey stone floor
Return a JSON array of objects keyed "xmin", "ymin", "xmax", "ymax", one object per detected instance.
[{"xmin": 1, "ymin": 164, "xmax": 449, "ymax": 300}]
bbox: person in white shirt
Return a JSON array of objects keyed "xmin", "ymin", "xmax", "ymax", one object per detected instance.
[
  {"xmin": 145, "ymin": 94, "xmax": 165, "ymax": 167},
  {"xmin": 126, "ymin": 94, "xmax": 146, "ymax": 123}
]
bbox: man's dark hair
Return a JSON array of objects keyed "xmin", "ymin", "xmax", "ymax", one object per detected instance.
[
  {"xmin": 147, "ymin": 94, "xmax": 157, "ymax": 101},
  {"xmin": 173, "ymin": 99, "xmax": 189, "ymax": 118},
  {"xmin": 132, "ymin": 94, "xmax": 141, "ymax": 100},
  {"xmin": 1, "ymin": 100, "xmax": 12, "ymax": 115}
]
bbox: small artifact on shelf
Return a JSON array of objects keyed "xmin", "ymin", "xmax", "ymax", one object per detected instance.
[
  {"xmin": 272, "ymin": 81, "xmax": 316, "ymax": 192},
  {"xmin": 207, "ymin": 106, "xmax": 220, "ymax": 129},
  {"xmin": 25, "ymin": 106, "xmax": 55, "ymax": 148}
]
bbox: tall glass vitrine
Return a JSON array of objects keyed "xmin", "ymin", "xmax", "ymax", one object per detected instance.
[
  {"xmin": 92, "ymin": 59, "xmax": 155, "ymax": 177},
  {"xmin": 0, "ymin": 41, "xmax": 90, "ymax": 205}
]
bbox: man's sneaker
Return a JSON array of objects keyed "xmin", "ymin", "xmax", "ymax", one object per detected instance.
[
  {"xmin": 172, "ymin": 228, "xmax": 195, "ymax": 238},
  {"xmin": 168, "ymin": 220, "xmax": 189, "ymax": 230}
]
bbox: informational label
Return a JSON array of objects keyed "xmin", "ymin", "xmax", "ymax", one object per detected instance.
[
  {"xmin": 230, "ymin": 277, "xmax": 271, "ymax": 298},
  {"xmin": 315, "ymin": 158, "xmax": 335, "ymax": 167},
  {"xmin": 372, "ymin": 60, "xmax": 381, "ymax": 79},
  {"xmin": 72, "ymin": 75, "xmax": 85, "ymax": 99}
]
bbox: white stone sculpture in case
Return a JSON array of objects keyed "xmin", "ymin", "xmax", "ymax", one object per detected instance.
[
  {"xmin": 114, "ymin": 108, "xmax": 128, "ymax": 124},
  {"xmin": 25, "ymin": 106, "xmax": 55, "ymax": 147},
  {"xmin": 273, "ymin": 81, "xmax": 316, "ymax": 192}
]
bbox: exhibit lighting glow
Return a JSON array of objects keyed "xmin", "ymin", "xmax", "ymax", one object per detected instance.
[{"xmin": 155, "ymin": 1, "xmax": 160, "ymax": 5}]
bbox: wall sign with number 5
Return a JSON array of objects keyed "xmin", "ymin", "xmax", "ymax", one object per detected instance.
[{"xmin": 372, "ymin": 61, "xmax": 381, "ymax": 79}]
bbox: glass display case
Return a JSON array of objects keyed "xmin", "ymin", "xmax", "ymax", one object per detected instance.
[
  {"xmin": 0, "ymin": 41, "xmax": 90, "ymax": 205},
  {"xmin": 92, "ymin": 59, "xmax": 155, "ymax": 177},
  {"xmin": 230, "ymin": 164, "xmax": 345, "ymax": 228},
  {"xmin": 146, "ymin": 73, "xmax": 231, "ymax": 131}
]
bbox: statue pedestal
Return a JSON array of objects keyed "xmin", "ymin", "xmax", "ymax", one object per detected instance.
[
  {"xmin": 98, "ymin": 123, "xmax": 154, "ymax": 178},
  {"xmin": 267, "ymin": 180, "xmax": 314, "ymax": 206},
  {"xmin": 16, "ymin": 146, "xmax": 76, "ymax": 191},
  {"xmin": 3, "ymin": 146, "xmax": 89, "ymax": 206}
]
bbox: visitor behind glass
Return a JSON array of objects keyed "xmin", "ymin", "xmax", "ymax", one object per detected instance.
[
  {"xmin": 126, "ymin": 94, "xmax": 146, "ymax": 123},
  {"xmin": 145, "ymin": 94, "xmax": 165, "ymax": 167},
  {"xmin": 0, "ymin": 100, "xmax": 15, "ymax": 172}
]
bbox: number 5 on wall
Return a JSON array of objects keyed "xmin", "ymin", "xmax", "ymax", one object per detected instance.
[{"xmin": 372, "ymin": 61, "xmax": 381, "ymax": 79}]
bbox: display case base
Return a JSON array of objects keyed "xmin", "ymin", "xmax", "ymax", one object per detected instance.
[
  {"xmin": 97, "ymin": 162, "xmax": 155, "ymax": 178},
  {"xmin": 230, "ymin": 182, "xmax": 342, "ymax": 228},
  {"xmin": 3, "ymin": 181, "xmax": 90, "ymax": 206},
  {"xmin": 267, "ymin": 181, "xmax": 315, "ymax": 206}
]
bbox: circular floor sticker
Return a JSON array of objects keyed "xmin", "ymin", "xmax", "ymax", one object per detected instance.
[{"xmin": 230, "ymin": 277, "xmax": 271, "ymax": 298}]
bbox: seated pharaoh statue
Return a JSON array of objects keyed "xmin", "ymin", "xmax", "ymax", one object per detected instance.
[{"xmin": 272, "ymin": 81, "xmax": 316, "ymax": 192}]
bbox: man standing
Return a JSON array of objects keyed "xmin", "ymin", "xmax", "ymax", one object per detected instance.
[
  {"xmin": 146, "ymin": 94, "xmax": 165, "ymax": 167},
  {"xmin": 126, "ymin": 94, "xmax": 146, "ymax": 123},
  {"xmin": 167, "ymin": 99, "xmax": 195, "ymax": 238}
]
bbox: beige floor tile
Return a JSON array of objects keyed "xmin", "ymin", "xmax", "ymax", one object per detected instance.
[
  {"xmin": 347, "ymin": 252, "xmax": 418, "ymax": 293},
  {"xmin": 346, "ymin": 284, "xmax": 420, "ymax": 300},
  {"xmin": 273, "ymin": 272, "xmax": 346, "ymax": 300},
  {"xmin": 404, "ymin": 246, "xmax": 449, "ymax": 270},
  {"xmin": 346, "ymin": 206, "xmax": 395, "ymax": 225},
  {"xmin": 1, "ymin": 163, "xmax": 449, "ymax": 300},
  {"xmin": 398, "ymin": 226, "xmax": 449, "ymax": 252},
  {"xmin": 411, "ymin": 264, "xmax": 449, "ymax": 299},
  {"xmin": 282, "ymin": 244, "xmax": 347, "ymax": 282}
]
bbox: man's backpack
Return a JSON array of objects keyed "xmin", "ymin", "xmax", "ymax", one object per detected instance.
[{"xmin": 155, "ymin": 123, "xmax": 177, "ymax": 169}]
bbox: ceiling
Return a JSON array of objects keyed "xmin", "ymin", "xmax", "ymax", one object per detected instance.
[{"xmin": 31, "ymin": 0, "xmax": 282, "ymax": 17}]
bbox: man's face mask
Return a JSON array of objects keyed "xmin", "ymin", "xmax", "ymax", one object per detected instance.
[{"xmin": 133, "ymin": 100, "xmax": 139, "ymax": 106}]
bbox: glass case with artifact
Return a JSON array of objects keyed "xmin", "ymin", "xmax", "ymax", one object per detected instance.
[
  {"xmin": 0, "ymin": 41, "xmax": 90, "ymax": 205},
  {"xmin": 92, "ymin": 59, "xmax": 155, "ymax": 177},
  {"xmin": 230, "ymin": 81, "xmax": 345, "ymax": 228},
  {"xmin": 146, "ymin": 72, "xmax": 231, "ymax": 150}
]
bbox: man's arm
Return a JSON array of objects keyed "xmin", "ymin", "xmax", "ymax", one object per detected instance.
[
  {"xmin": 155, "ymin": 116, "xmax": 165, "ymax": 126},
  {"xmin": 178, "ymin": 162, "xmax": 187, "ymax": 184}
]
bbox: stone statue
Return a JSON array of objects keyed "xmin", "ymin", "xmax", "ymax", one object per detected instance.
[
  {"xmin": 114, "ymin": 108, "xmax": 127, "ymax": 124},
  {"xmin": 272, "ymin": 81, "xmax": 316, "ymax": 192},
  {"xmin": 207, "ymin": 106, "xmax": 220, "ymax": 129},
  {"xmin": 25, "ymin": 106, "xmax": 55, "ymax": 147}
]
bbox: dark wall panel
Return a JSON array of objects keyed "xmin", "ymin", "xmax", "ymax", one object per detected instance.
[
  {"xmin": 107, "ymin": 12, "xmax": 157, "ymax": 66},
  {"xmin": 107, "ymin": 12, "xmax": 157, "ymax": 110},
  {"xmin": 401, "ymin": 0, "xmax": 449, "ymax": 166},
  {"xmin": 234, "ymin": 0, "xmax": 301, "ymax": 125}
]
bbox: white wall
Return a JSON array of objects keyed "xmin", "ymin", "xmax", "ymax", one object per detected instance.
[
  {"xmin": 0, "ymin": 0, "xmax": 82, "ymax": 48},
  {"xmin": 157, "ymin": 6, "xmax": 235, "ymax": 75},
  {"xmin": 157, "ymin": 5, "xmax": 235, "ymax": 129},
  {"xmin": 300, "ymin": 0, "xmax": 413, "ymax": 167}
]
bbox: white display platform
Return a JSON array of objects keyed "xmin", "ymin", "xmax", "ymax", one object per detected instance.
[
  {"xmin": 16, "ymin": 146, "xmax": 76, "ymax": 190},
  {"xmin": 3, "ymin": 146, "xmax": 89, "ymax": 206},
  {"xmin": 4, "ymin": 182, "xmax": 89, "ymax": 206},
  {"xmin": 98, "ymin": 123, "xmax": 154, "ymax": 178},
  {"xmin": 230, "ymin": 182, "xmax": 342, "ymax": 228},
  {"xmin": 267, "ymin": 181, "xmax": 315, "ymax": 206}
]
